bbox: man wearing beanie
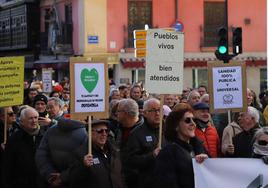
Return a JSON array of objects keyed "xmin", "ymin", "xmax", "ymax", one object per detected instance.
[
  {"xmin": 193, "ymin": 102, "xmax": 221, "ymax": 158},
  {"xmin": 34, "ymin": 94, "xmax": 48, "ymax": 118}
]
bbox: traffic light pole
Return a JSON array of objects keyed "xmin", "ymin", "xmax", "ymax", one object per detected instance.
[
  {"xmin": 224, "ymin": 0, "xmax": 229, "ymax": 63},
  {"xmin": 215, "ymin": 0, "xmax": 237, "ymax": 63}
]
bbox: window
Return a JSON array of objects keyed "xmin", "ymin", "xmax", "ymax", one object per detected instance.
[
  {"xmin": 128, "ymin": 0, "xmax": 152, "ymax": 47},
  {"xmin": 192, "ymin": 69, "xmax": 208, "ymax": 88},
  {"xmin": 203, "ymin": 1, "xmax": 225, "ymax": 47},
  {"xmin": 63, "ymin": 4, "xmax": 72, "ymax": 45},
  {"xmin": 260, "ymin": 68, "xmax": 267, "ymax": 93}
]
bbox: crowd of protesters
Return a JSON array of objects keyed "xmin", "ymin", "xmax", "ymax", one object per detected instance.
[{"xmin": 0, "ymin": 78, "xmax": 268, "ymax": 188}]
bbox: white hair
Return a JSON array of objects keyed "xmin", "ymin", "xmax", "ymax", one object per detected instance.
[
  {"xmin": 247, "ymin": 106, "xmax": 260, "ymax": 123},
  {"xmin": 20, "ymin": 107, "xmax": 38, "ymax": 120},
  {"xmin": 143, "ymin": 98, "xmax": 160, "ymax": 111}
]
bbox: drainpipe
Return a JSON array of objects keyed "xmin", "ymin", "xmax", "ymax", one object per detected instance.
[{"xmin": 175, "ymin": 0, "xmax": 178, "ymax": 22}]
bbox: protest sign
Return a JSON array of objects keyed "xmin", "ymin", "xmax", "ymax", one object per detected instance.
[
  {"xmin": 70, "ymin": 57, "xmax": 109, "ymax": 119},
  {"xmin": 0, "ymin": 56, "xmax": 24, "ymax": 107},
  {"xmin": 42, "ymin": 68, "xmax": 53, "ymax": 93},
  {"xmin": 208, "ymin": 61, "xmax": 247, "ymax": 113},
  {"xmin": 145, "ymin": 29, "xmax": 184, "ymax": 94}
]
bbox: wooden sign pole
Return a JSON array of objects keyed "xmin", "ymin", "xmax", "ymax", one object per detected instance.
[
  {"xmin": 158, "ymin": 95, "xmax": 164, "ymax": 148},
  {"xmin": 3, "ymin": 108, "xmax": 7, "ymax": 144},
  {"xmin": 88, "ymin": 116, "xmax": 92, "ymax": 155}
]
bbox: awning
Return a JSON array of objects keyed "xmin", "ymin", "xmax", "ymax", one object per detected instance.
[
  {"xmin": 121, "ymin": 58, "xmax": 146, "ymax": 68},
  {"xmin": 120, "ymin": 55, "xmax": 266, "ymax": 68}
]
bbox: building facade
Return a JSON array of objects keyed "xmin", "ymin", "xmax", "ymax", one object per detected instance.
[
  {"xmin": 0, "ymin": 0, "xmax": 266, "ymax": 96},
  {"xmin": 104, "ymin": 0, "xmax": 267, "ymax": 96}
]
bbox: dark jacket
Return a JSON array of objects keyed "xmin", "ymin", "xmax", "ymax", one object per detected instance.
[
  {"xmin": 2, "ymin": 127, "xmax": 44, "ymax": 188},
  {"xmin": 232, "ymin": 128, "xmax": 257, "ymax": 158},
  {"xmin": 153, "ymin": 137, "xmax": 206, "ymax": 188},
  {"xmin": 113, "ymin": 116, "xmax": 144, "ymax": 151},
  {"xmin": 124, "ymin": 119, "xmax": 161, "ymax": 188},
  {"xmin": 69, "ymin": 141, "xmax": 124, "ymax": 188},
  {"xmin": 35, "ymin": 119, "xmax": 87, "ymax": 187},
  {"xmin": 112, "ymin": 116, "xmax": 144, "ymax": 188}
]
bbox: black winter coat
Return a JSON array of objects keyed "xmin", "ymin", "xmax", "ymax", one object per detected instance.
[
  {"xmin": 124, "ymin": 119, "xmax": 161, "ymax": 188},
  {"xmin": 232, "ymin": 128, "xmax": 257, "ymax": 158},
  {"xmin": 69, "ymin": 141, "xmax": 124, "ymax": 188},
  {"xmin": 35, "ymin": 119, "xmax": 88, "ymax": 187},
  {"xmin": 153, "ymin": 137, "xmax": 206, "ymax": 188},
  {"xmin": 2, "ymin": 127, "xmax": 44, "ymax": 188}
]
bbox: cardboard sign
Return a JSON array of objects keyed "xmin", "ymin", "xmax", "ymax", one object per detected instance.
[
  {"xmin": 208, "ymin": 61, "xmax": 247, "ymax": 113},
  {"xmin": 70, "ymin": 57, "xmax": 109, "ymax": 119},
  {"xmin": 145, "ymin": 29, "xmax": 184, "ymax": 94},
  {"xmin": 0, "ymin": 56, "xmax": 24, "ymax": 107},
  {"xmin": 42, "ymin": 68, "xmax": 53, "ymax": 93}
]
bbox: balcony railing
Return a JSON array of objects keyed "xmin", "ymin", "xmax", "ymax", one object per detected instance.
[{"xmin": 40, "ymin": 22, "xmax": 73, "ymax": 55}]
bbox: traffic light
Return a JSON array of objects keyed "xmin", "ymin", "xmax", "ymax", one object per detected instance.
[
  {"xmin": 215, "ymin": 27, "xmax": 229, "ymax": 62},
  {"xmin": 232, "ymin": 27, "xmax": 242, "ymax": 54}
]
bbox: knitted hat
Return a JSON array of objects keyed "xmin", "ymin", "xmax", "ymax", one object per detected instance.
[
  {"xmin": 53, "ymin": 84, "xmax": 63, "ymax": 92},
  {"xmin": 33, "ymin": 94, "xmax": 48, "ymax": 106}
]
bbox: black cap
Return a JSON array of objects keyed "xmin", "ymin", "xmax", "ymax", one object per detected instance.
[
  {"xmin": 33, "ymin": 94, "xmax": 48, "ymax": 106},
  {"xmin": 92, "ymin": 119, "xmax": 110, "ymax": 127},
  {"xmin": 193, "ymin": 102, "xmax": 209, "ymax": 110}
]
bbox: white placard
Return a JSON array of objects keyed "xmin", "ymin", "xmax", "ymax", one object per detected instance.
[
  {"xmin": 74, "ymin": 63, "xmax": 105, "ymax": 113},
  {"xmin": 193, "ymin": 158, "xmax": 268, "ymax": 188},
  {"xmin": 212, "ymin": 66, "xmax": 243, "ymax": 109},
  {"xmin": 145, "ymin": 29, "xmax": 184, "ymax": 94},
  {"xmin": 42, "ymin": 69, "xmax": 52, "ymax": 93}
]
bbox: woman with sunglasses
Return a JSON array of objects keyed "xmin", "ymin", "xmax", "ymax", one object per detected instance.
[
  {"xmin": 153, "ymin": 103, "xmax": 208, "ymax": 188},
  {"xmin": 252, "ymin": 127, "xmax": 268, "ymax": 164}
]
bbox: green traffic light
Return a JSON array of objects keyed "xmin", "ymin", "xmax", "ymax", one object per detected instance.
[{"xmin": 218, "ymin": 46, "xmax": 227, "ymax": 54}]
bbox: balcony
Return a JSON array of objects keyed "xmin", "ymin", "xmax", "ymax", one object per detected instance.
[{"xmin": 40, "ymin": 22, "xmax": 73, "ymax": 55}]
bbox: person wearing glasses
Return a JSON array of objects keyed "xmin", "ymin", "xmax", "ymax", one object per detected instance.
[
  {"xmin": 69, "ymin": 119, "xmax": 124, "ymax": 188},
  {"xmin": 0, "ymin": 106, "xmax": 17, "ymax": 187},
  {"xmin": 231, "ymin": 106, "xmax": 260, "ymax": 158},
  {"xmin": 252, "ymin": 127, "xmax": 268, "ymax": 164},
  {"xmin": 153, "ymin": 103, "xmax": 208, "ymax": 188},
  {"xmin": 124, "ymin": 98, "xmax": 162, "ymax": 188},
  {"xmin": 35, "ymin": 118, "xmax": 87, "ymax": 188}
]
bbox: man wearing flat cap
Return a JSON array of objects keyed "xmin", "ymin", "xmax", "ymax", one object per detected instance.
[
  {"xmin": 193, "ymin": 102, "xmax": 221, "ymax": 158},
  {"xmin": 69, "ymin": 119, "xmax": 124, "ymax": 188}
]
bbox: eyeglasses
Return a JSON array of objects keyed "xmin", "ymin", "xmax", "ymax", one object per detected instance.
[
  {"xmin": 147, "ymin": 109, "xmax": 161, "ymax": 113},
  {"xmin": 92, "ymin": 128, "xmax": 109, "ymax": 134},
  {"xmin": 258, "ymin": 140, "xmax": 268, "ymax": 146},
  {"xmin": 183, "ymin": 117, "xmax": 195, "ymax": 124},
  {"xmin": 7, "ymin": 112, "xmax": 15, "ymax": 116}
]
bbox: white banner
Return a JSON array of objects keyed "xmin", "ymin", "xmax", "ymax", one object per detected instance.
[{"xmin": 193, "ymin": 158, "xmax": 268, "ymax": 188}]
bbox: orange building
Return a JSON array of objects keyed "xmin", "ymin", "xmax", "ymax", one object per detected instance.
[{"xmin": 105, "ymin": 0, "xmax": 266, "ymax": 96}]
